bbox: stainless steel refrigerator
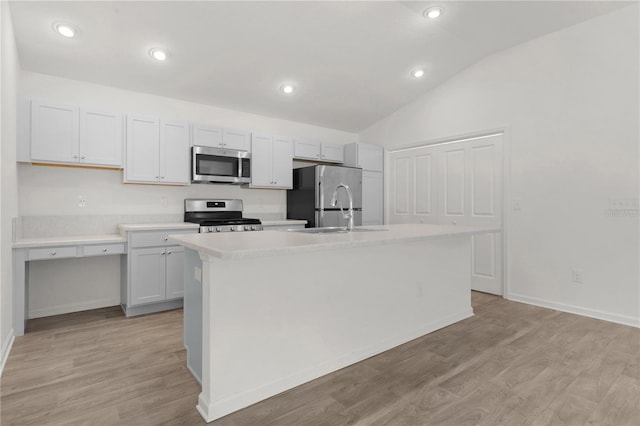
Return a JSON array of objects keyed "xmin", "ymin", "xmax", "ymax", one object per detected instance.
[{"xmin": 287, "ymin": 165, "xmax": 363, "ymax": 228}]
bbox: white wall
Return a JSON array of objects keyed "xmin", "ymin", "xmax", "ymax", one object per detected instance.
[
  {"xmin": 1, "ymin": 0, "xmax": 20, "ymax": 373},
  {"xmin": 17, "ymin": 71, "xmax": 358, "ymax": 318},
  {"xmin": 360, "ymin": 6, "xmax": 639, "ymax": 326},
  {"xmin": 19, "ymin": 71, "xmax": 357, "ymax": 219}
]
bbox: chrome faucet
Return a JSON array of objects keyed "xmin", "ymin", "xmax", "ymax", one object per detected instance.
[{"xmin": 330, "ymin": 183, "xmax": 354, "ymax": 231}]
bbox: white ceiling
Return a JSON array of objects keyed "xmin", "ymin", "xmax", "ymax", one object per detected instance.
[{"xmin": 9, "ymin": 1, "xmax": 630, "ymax": 132}]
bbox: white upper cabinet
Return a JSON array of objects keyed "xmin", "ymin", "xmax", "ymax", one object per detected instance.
[
  {"xmin": 126, "ymin": 115, "xmax": 160, "ymax": 183},
  {"xmin": 159, "ymin": 120, "xmax": 190, "ymax": 184},
  {"xmin": 320, "ymin": 142, "xmax": 344, "ymax": 163},
  {"xmin": 30, "ymin": 100, "xmax": 79, "ymax": 163},
  {"xmin": 293, "ymin": 139, "xmax": 344, "ymax": 163},
  {"xmin": 192, "ymin": 124, "xmax": 222, "ymax": 148},
  {"xmin": 28, "ymin": 99, "xmax": 122, "ymax": 168},
  {"xmin": 344, "ymin": 143, "xmax": 383, "ymax": 172},
  {"xmin": 222, "ymin": 128, "xmax": 250, "ymax": 151},
  {"xmin": 80, "ymin": 108, "xmax": 123, "ymax": 167},
  {"xmin": 250, "ymin": 133, "xmax": 292, "ymax": 189},
  {"xmin": 192, "ymin": 124, "xmax": 250, "ymax": 151},
  {"xmin": 125, "ymin": 115, "xmax": 190, "ymax": 185}
]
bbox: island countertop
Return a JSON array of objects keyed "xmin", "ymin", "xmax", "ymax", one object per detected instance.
[{"xmin": 169, "ymin": 223, "xmax": 499, "ymax": 260}]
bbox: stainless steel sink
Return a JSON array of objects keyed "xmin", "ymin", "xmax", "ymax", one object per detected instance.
[
  {"xmin": 291, "ymin": 227, "xmax": 349, "ymax": 234},
  {"xmin": 289, "ymin": 227, "xmax": 388, "ymax": 234}
]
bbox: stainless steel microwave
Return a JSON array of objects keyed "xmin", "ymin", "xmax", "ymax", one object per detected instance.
[{"xmin": 191, "ymin": 145, "xmax": 251, "ymax": 184}]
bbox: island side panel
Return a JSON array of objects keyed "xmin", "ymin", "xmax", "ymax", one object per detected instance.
[{"xmin": 198, "ymin": 236, "xmax": 472, "ymax": 422}]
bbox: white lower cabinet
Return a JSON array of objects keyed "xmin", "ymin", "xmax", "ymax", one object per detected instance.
[
  {"xmin": 129, "ymin": 245, "xmax": 185, "ymax": 305},
  {"xmin": 122, "ymin": 229, "xmax": 196, "ymax": 316}
]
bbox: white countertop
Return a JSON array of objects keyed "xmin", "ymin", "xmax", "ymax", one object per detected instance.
[
  {"xmin": 118, "ymin": 222, "xmax": 200, "ymax": 232},
  {"xmin": 13, "ymin": 234, "xmax": 127, "ymax": 249},
  {"xmin": 169, "ymin": 224, "xmax": 500, "ymax": 260}
]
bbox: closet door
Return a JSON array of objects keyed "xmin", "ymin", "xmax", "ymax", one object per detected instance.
[
  {"xmin": 388, "ymin": 145, "xmax": 438, "ymax": 224},
  {"xmin": 438, "ymin": 134, "xmax": 503, "ymax": 295},
  {"xmin": 388, "ymin": 133, "xmax": 504, "ymax": 295}
]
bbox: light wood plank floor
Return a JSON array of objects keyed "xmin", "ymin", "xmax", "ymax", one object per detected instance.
[{"xmin": 2, "ymin": 292, "xmax": 638, "ymax": 425}]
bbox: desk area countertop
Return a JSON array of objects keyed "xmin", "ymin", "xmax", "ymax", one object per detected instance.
[
  {"xmin": 13, "ymin": 234, "xmax": 127, "ymax": 249},
  {"xmin": 169, "ymin": 223, "xmax": 499, "ymax": 260}
]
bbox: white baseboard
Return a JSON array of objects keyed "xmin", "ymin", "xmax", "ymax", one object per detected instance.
[
  {"xmin": 1, "ymin": 328, "xmax": 15, "ymax": 377},
  {"xmin": 28, "ymin": 298, "xmax": 121, "ymax": 319},
  {"xmin": 507, "ymin": 292, "xmax": 640, "ymax": 328},
  {"xmin": 197, "ymin": 308, "xmax": 474, "ymax": 422}
]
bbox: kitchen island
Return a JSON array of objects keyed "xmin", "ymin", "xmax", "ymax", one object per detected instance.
[{"xmin": 169, "ymin": 224, "xmax": 498, "ymax": 423}]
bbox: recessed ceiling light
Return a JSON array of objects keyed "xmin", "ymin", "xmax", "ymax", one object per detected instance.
[
  {"xmin": 149, "ymin": 48, "xmax": 167, "ymax": 61},
  {"xmin": 53, "ymin": 23, "xmax": 76, "ymax": 38},
  {"xmin": 280, "ymin": 84, "xmax": 295, "ymax": 95},
  {"xmin": 412, "ymin": 69, "xmax": 425, "ymax": 78},
  {"xmin": 423, "ymin": 6, "xmax": 443, "ymax": 19}
]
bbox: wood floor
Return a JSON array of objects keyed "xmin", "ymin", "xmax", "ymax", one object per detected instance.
[{"xmin": 1, "ymin": 292, "xmax": 638, "ymax": 425}]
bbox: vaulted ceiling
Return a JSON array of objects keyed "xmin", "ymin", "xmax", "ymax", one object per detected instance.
[{"xmin": 9, "ymin": 1, "xmax": 631, "ymax": 132}]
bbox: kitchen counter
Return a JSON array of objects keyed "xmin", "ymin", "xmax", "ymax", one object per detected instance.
[
  {"xmin": 169, "ymin": 223, "xmax": 497, "ymax": 260},
  {"xmin": 13, "ymin": 234, "xmax": 126, "ymax": 249},
  {"xmin": 118, "ymin": 222, "xmax": 199, "ymax": 233},
  {"xmin": 172, "ymin": 223, "xmax": 497, "ymax": 423}
]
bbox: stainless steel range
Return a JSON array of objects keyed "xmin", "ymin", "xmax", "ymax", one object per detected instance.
[{"xmin": 184, "ymin": 199, "xmax": 263, "ymax": 233}]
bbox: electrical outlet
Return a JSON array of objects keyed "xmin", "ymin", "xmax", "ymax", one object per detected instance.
[
  {"xmin": 78, "ymin": 195, "xmax": 87, "ymax": 208},
  {"xmin": 571, "ymin": 269, "xmax": 583, "ymax": 284}
]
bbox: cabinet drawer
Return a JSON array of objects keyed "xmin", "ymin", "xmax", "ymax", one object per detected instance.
[
  {"xmin": 83, "ymin": 243, "xmax": 125, "ymax": 256},
  {"xmin": 128, "ymin": 229, "xmax": 196, "ymax": 248},
  {"xmin": 28, "ymin": 246, "xmax": 77, "ymax": 260}
]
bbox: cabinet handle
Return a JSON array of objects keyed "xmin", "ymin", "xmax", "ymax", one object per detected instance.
[
  {"xmin": 81, "ymin": 156, "xmax": 85, "ymax": 160},
  {"xmin": 73, "ymin": 155, "xmax": 78, "ymax": 159},
  {"xmin": 161, "ymin": 251, "xmax": 166, "ymax": 255},
  {"xmin": 102, "ymin": 248, "xmax": 108, "ymax": 252},
  {"xmin": 167, "ymin": 251, "xmax": 172, "ymax": 255},
  {"xmin": 51, "ymin": 251, "xmax": 56, "ymax": 256},
  {"xmin": 164, "ymin": 237, "xmax": 168, "ymax": 241}
]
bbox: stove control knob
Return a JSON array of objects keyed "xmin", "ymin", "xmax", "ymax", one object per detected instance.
[
  {"xmin": 216, "ymin": 227, "xmax": 222, "ymax": 232},
  {"xmin": 208, "ymin": 227, "xmax": 214, "ymax": 233},
  {"xmin": 230, "ymin": 227, "xmax": 235, "ymax": 231},
  {"xmin": 244, "ymin": 226, "xmax": 250, "ymax": 231},
  {"xmin": 251, "ymin": 226, "xmax": 257, "ymax": 231}
]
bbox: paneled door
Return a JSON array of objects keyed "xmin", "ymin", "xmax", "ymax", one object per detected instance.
[
  {"xmin": 388, "ymin": 133, "xmax": 504, "ymax": 295},
  {"xmin": 438, "ymin": 134, "xmax": 503, "ymax": 295},
  {"xmin": 388, "ymin": 144, "xmax": 439, "ymax": 224}
]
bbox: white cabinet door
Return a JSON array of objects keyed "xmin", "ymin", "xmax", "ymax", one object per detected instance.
[
  {"xmin": 160, "ymin": 120, "xmax": 190, "ymax": 185},
  {"xmin": 250, "ymin": 133, "xmax": 274, "ymax": 187},
  {"xmin": 80, "ymin": 108, "xmax": 122, "ymax": 167},
  {"xmin": 345, "ymin": 143, "xmax": 383, "ymax": 171},
  {"xmin": 165, "ymin": 245, "xmax": 185, "ymax": 300},
  {"xmin": 320, "ymin": 142, "xmax": 344, "ymax": 163},
  {"xmin": 251, "ymin": 134, "xmax": 292, "ymax": 188},
  {"xmin": 125, "ymin": 115, "xmax": 160, "ymax": 183},
  {"xmin": 192, "ymin": 124, "xmax": 222, "ymax": 148},
  {"xmin": 362, "ymin": 171, "xmax": 383, "ymax": 225},
  {"xmin": 222, "ymin": 128, "xmax": 250, "ymax": 151},
  {"xmin": 30, "ymin": 100, "xmax": 79, "ymax": 163},
  {"xmin": 130, "ymin": 247, "xmax": 166, "ymax": 305},
  {"xmin": 271, "ymin": 136, "xmax": 293, "ymax": 188},
  {"xmin": 294, "ymin": 139, "xmax": 321, "ymax": 160}
]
